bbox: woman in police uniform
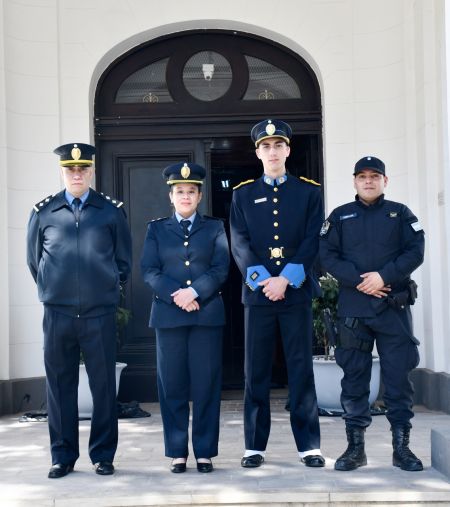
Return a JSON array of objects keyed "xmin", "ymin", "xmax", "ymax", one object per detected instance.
[{"xmin": 141, "ymin": 162, "xmax": 229, "ymax": 473}]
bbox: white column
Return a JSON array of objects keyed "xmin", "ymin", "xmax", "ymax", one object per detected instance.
[{"xmin": 0, "ymin": 0, "xmax": 10, "ymax": 381}]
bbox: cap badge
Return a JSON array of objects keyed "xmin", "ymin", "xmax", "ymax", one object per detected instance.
[
  {"xmin": 181, "ymin": 163, "xmax": 190, "ymax": 179},
  {"xmin": 71, "ymin": 147, "xmax": 81, "ymax": 161},
  {"xmin": 265, "ymin": 123, "xmax": 276, "ymax": 136},
  {"xmin": 367, "ymin": 156, "xmax": 372, "ymax": 160}
]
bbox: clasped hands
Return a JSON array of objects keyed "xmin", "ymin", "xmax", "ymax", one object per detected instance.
[
  {"xmin": 171, "ymin": 288, "xmax": 199, "ymax": 312},
  {"xmin": 357, "ymin": 272, "xmax": 391, "ymax": 298},
  {"xmin": 258, "ymin": 276, "xmax": 289, "ymax": 301}
]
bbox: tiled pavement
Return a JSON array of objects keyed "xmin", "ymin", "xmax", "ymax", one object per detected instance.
[{"xmin": 1, "ymin": 391, "xmax": 450, "ymax": 506}]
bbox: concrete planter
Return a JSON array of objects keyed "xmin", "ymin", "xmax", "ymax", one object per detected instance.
[
  {"xmin": 78, "ymin": 362, "xmax": 127, "ymax": 419},
  {"xmin": 313, "ymin": 356, "xmax": 380, "ymax": 412}
]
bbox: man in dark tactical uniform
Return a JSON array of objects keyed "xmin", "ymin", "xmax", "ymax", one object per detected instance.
[{"xmin": 320, "ymin": 156, "xmax": 425, "ymax": 472}]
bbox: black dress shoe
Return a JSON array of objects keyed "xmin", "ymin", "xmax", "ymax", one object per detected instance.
[
  {"xmin": 301, "ymin": 455, "xmax": 325, "ymax": 467},
  {"xmin": 94, "ymin": 461, "xmax": 115, "ymax": 475},
  {"xmin": 241, "ymin": 454, "xmax": 264, "ymax": 468},
  {"xmin": 48, "ymin": 463, "xmax": 74, "ymax": 479},
  {"xmin": 170, "ymin": 460, "xmax": 187, "ymax": 473},
  {"xmin": 197, "ymin": 460, "xmax": 213, "ymax": 473}
]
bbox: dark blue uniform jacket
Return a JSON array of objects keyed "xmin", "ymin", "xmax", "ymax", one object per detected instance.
[
  {"xmin": 319, "ymin": 195, "xmax": 425, "ymax": 317},
  {"xmin": 230, "ymin": 175, "xmax": 323, "ymax": 305},
  {"xmin": 141, "ymin": 214, "xmax": 230, "ymax": 328},
  {"xmin": 27, "ymin": 189, "xmax": 132, "ymax": 317}
]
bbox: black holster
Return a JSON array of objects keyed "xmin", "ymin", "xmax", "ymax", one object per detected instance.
[
  {"xmin": 337, "ymin": 317, "xmax": 374, "ymax": 353},
  {"xmin": 387, "ymin": 279, "xmax": 418, "ymax": 309}
]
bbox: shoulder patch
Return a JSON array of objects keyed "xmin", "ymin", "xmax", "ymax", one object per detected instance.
[
  {"xmin": 33, "ymin": 194, "xmax": 54, "ymax": 212},
  {"xmin": 100, "ymin": 192, "xmax": 123, "ymax": 208},
  {"xmin": 410, "ymin": 221, "xmax": 423, "ymax": 233},
  {"xmin": 320, "ymin": 220, "xmax": 331, "ymax": 236},
  {"xmin": 233, "ymin": 179, "xmax": 255, "ymax": 190},
  {"xmin": 299, "ymin": 176, "xmax": 321, "ymax": 186}
]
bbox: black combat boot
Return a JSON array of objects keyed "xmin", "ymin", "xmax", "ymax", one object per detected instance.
[
  {"xmin": 334, "ymin": 426, "xmax": 367, "ymax": 471},
  {"xmin": 391, "ymin": 426, "xmax": 423, "ymax": 471}
]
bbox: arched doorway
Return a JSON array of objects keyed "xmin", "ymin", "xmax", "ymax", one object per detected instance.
[{"xmin": 94, "ymin": 29, "xmax": 322, "ymax": 401}]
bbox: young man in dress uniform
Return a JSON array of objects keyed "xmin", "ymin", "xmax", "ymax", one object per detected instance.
[
  {"xmin": 27, "ymin": 143, "xmax": 132, "ymax": 478},
  {"xmin": 319, "ymin": 156, "xmax": 425, "ymax": 472},
  {"xmin": 230, "ymin": 119, "xmax": 325, "ymax": 468}
]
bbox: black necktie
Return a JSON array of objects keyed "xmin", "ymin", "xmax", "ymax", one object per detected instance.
[
  {"xmin": 180, "ymin": 219, "xmax": 191, "ymax": 236},
  {"xmin": 73, "ymin": 198, "xmax": 81, "ymax": 221}
]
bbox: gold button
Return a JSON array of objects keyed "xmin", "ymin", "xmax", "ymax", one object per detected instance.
[
  {"xmin": 184, "ymin": 241, "xmax": 189, "ymax": 246},
  {"xmin": 185, "ymin": 260, "xmax": 190, "ymax": 266},
  {"xmin": 274, "ymin": 222, "xmax": 279, "ymax": 227},
  {"xmin": 273, "ymin": 198, "xmax": 278, "ymax": 203},
  {"xmin": 276, "ymin": 261, "xmax": 281, "ymax": 266},
  {"xmin": 273, "ymin": 187, "xmax": 278, "ymax": 192},
  {"xmin": 186, "ymin": 280, "xmax": 192, "ymax": 285},
  {"xmin": 274, "ymin": 235, "xmax": 279, "ymax": 240},
  {"xmin": 273, "ymin": 210, "xmax": 278, "ymax": 215}
]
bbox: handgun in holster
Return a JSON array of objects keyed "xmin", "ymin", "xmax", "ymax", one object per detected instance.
[{"xmin": 407, "ymin": 279, "xmax": 418, "ymax": 305}]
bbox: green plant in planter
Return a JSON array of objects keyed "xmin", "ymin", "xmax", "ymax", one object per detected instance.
[{"xmin": 312, "ymin": 273, "xmax": 339, "ymax": 359}]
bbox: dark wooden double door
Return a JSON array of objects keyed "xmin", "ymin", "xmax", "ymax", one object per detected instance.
[{"xmin": 99, "ymin": 134, "xmax": 321, "ymax": 401}]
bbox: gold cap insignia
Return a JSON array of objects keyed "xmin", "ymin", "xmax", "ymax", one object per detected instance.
[
  {"xmin": 265, "ymin": 122, "xmax": 276, "ymax": 136},
  {"xmin": 71, "ymin": 146, "xmax": 81, "ymax": 161},
  {"xmin": 181, "ymin": 163, "xmax": 190, "ymax": 179}
]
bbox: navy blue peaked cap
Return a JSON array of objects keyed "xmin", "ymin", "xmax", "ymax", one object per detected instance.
[
  {"xmin": 354, "ymin": 156, "xmax": 385, "ymax": 176},
  {"xmin": 163, "ymin": 162, "xmax": 206, "ymax": 185},
  {"xmin": 54, "ymin": 143, "xmax": 95, "ymax": 167},
  {"xmin": 251, "ymin": 119, "xmax": 292, "ymax": 147}
]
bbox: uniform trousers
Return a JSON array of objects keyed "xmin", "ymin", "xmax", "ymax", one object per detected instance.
[
  {"xmin": 43, "ymin": 307, "xmax": 118, "ymax": 465},
  {"xmin": 335, "ymin": 306, "xmax": 420, "ymax": 429},
  {"xmin": 156, "ymin": 325, "xmax": 223, "ymax": 459},
  {"xmin": 243, "ymin": 303, "xmax": 321, "ymax": 453}
]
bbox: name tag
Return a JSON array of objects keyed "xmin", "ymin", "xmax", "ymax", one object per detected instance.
[
  {"xmin": 254, "ymin": 197, "xmax": 267, "ymax": 204},
  {"xmin": 339, "ymin": 212, "xmax": 357, "ymax": 221}
]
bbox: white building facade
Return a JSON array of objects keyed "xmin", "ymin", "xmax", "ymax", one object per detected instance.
[{"xmin": 1, "ymin": 0, "xmax": 449, "ymax": 414}]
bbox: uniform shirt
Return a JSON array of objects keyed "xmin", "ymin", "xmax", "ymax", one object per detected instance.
[
  {"xmin": 65, "ymin": 189, "xmax": 89, "ymax": 208},
  {"xmin": 141, "ymin": 213, "xmax": 230, "ymax": 328},
  {"xmin": 319, "ymin": 194, "xmax": 425, "ymax": 317},
  {"xmin": 27, "ymin": 189, "xmax": 132, "ymax": 317},
  {"xmin": 230, "ymin": 174, "xmax": 323, "ymax": 306}
]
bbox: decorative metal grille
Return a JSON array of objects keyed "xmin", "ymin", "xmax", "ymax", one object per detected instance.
[
  {"xmin": 115, "ymin": 58, "xmax": 173, "ymax": 103},
  {"xmin": 243, "ymin": 56, "xmax": 301, "ymax": 100}
]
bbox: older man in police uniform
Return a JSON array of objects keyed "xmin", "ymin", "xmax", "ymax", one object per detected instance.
[
  {"xmin": 230, "ymin": 119, "xmax": 325, "ymax": 468},
  {"xmin": 27, "ymin": 143, "xmax": 132, "ymax": 478},
  {"xmin": 319, "ymin": 156, "xmax": 424, "ymax": 472}
]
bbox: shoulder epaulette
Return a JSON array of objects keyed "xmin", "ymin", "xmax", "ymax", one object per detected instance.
[
  {"xmin": 233, "ymin": 179, "xmax": 255, "ymax": 190},
  {"xmin": 299, "ymin": 176, "xmax": 321, "ymax": 186},
  {"xmin": 100, "ymin": 192, "xmax": 123, "ymax": 208},
  {"xmin": 151, "ymin": 216, "xmax": 169, "ymax": 222},
  {"xmin": 33, "ymin": 194, "xmax": 54, "ymax": 212},
  {"xmin": 203, "ymin": 215, "xmax": 224, "ymax": 221}
]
